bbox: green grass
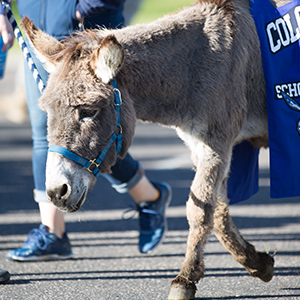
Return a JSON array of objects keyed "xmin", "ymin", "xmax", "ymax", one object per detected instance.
[
  {"xmin": 9, "ymin": 0, "xmax": 195, "ymax": 26},
  {"xmin": 6, "ymin": 0, "xmax": 21, "ymax": 52},
  {"xmin": 7, "ymin": 0, "xmax": 195, "ymax": 52},
  {"xmin": 131, "ymin": 0, "xmax": 195, "ymax": 24},
  {"xmin": 11, "ymin": 0, "xmax": 20, "ymax": 21}
]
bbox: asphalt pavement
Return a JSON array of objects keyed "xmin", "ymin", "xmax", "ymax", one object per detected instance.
[{"xmin": 0, "ymin": 50, "xmax": 299, "ymax": 300}]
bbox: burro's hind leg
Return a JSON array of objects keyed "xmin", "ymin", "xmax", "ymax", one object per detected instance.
[
  {"xmin": 213, "ymin": 195, "xmax": 274, "ymax": 282},
  {"xmin": 168, "ymin": 143, "xmax": 231, "ymax": 300}
]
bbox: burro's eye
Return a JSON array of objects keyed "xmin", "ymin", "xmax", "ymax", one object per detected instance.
[{"xmin": 79, "ymin": 109, "xmax": 99, "ymax": 122}]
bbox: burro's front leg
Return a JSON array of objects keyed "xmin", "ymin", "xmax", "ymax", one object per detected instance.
[
  {"xmin": 213, "ymin": 199, "xmax": 274, "ymax": 282},
  {"xmin": 168, "ymin": 192, "xmax": 213, "ymax": 299},
  {"xmin": 168, "ymin": 144, "xmax": 230, "ymax": 300}
]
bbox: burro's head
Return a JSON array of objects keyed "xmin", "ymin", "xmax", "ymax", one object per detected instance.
[{"xmin": 21, "ymin": 17, "xmax": 136, "ymax": 212}]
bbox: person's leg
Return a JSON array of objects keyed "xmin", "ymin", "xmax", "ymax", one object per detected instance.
[
  {"xmin": 128, "ymin": 176, "xmax": 159, "ymax": 204},
  {"xmin": 26, "ymin": 88, "xmax": 65, "ymax": 239},
  {"xmin": 39, "ymin": 202, "xmax": 65, "ymax": 239},
  {"xmin": 22, "ymin": 39, "xmax": 66, "ymax": 237},
  {"xmin": 23, "ymin": 41, "xmax": 67, "ymax": 239},
  {"xmin": 105, "ymin": 153, "xmax": 160, "ymax": 202},
  {"xmin": 6, "ymin": 40, "xmax": 72, "ymax": 262}
]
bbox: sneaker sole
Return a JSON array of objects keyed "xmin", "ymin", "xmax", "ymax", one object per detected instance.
[
  {"xmin": 141, "ymin": 182, "xmax": 172, "ymax": 254},
  {"xmin": 7, "ymin": 252, "xmax": 74, "ymax": 262},
  {"xmin": 0, "ymin": 273, "xmax": 10, "ymax": 284}
]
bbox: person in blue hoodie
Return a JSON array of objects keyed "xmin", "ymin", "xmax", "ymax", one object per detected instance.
[{"xmin": 3, "ymin": 0, "xmax": 172, "ymax": 262}]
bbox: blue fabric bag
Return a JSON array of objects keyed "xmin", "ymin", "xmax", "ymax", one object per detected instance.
[
  {"xmin": 250, "ymin": 0, "xmax": 300, "ymax": 198},
  {"xmin": 228, "ymin": 141, "xmax": 259, "ymax": 204}
]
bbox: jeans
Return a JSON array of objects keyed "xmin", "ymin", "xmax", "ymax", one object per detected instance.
[{"xmin": 24, "ymin": 6, "xmax": 141, "ymax": 202}]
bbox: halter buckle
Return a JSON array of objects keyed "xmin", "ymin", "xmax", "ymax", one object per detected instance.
[
  {"xmin": 86, "ymin": 159, "xmax": 100, "ymax": 173},
  {"xmin": 113, "ymin": 88, "xmax": 122, "ymax": 105}
]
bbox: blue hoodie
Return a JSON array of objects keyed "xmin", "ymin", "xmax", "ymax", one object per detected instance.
[{"xmin": 16, "ymin": 0, "xmax": 125, "ymax": 39}]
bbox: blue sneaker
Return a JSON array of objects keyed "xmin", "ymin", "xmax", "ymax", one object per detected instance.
[
  {"xmin": 6, "ymin": 224, "xmax": 73, "ymax": 262},
  {"xmin": 138, "ymin": 182, "xmax": 172, "ymax": 253}
]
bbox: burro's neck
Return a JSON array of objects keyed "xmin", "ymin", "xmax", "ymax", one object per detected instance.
[
  {"xmin": 111, "ymin": 5, "xmax": 208, "ymax": 127},
  {"xmin": 117, "ymin": 55, "xmax": 185, "ymax": 127}
]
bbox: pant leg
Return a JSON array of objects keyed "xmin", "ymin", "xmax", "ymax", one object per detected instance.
[
  {"xmin": 24, "ymin": 38, "xmax": 50, "ymax": 203},
  {"xmin": 102, "ymin": 153, "xmax": 144, "ymax": 193}
]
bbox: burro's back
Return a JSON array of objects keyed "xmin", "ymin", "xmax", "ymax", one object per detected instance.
[{"xmin": 113, "ymin": 0, "xmax": 268, "ymax": 147}]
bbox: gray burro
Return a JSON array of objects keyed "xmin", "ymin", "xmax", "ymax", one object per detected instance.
[{"xmin": 21, "ymin": 0, "xmax": 281, "ymax": 298}]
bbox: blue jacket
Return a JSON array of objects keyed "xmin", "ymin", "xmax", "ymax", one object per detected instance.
[{"xmin": 16, "ymin": 0, "xmax": 125, "ymax": 39}]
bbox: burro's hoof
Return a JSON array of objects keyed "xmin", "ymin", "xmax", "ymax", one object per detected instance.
[
  {"xmin": 168, "ymin": 284, "xmax": 196, "ymax": 300},
  {"xmin": 258, "ymin": 262, "xmax": 274, "ymax": 282},
  {"xmin": 246, "ymin": 252, "xmax": 275, "ymax": 283},
  {"xmin": 257, "ymin": 253, "xmax": 274, "ymax": 282}
]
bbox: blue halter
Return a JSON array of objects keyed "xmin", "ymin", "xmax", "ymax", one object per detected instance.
[{"xmin": 48, "ymin": 79, "xmax": 123, "ymax": 177}]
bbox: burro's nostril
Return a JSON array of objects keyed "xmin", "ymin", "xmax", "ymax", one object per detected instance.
[
  {"xmin": 60, "ymin": 184, "xmax": 68, "ymax": 198},
  {"xmin": 46, "ymin": 184, "xmax": 70, "ymax": 203}
]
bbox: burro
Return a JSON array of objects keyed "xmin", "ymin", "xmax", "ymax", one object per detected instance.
[{"xmin": 20, "ymin": 0, "xmax": 283, "ymax": 299}]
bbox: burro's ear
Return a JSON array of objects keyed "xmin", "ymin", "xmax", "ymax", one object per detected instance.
[
  {"xmin": 21, "ymin": 16, "xmax": 66, "ymax": 73},
  {"xmin": 90, "ymin": 34, "xmax": 124, "ymax": 84}
]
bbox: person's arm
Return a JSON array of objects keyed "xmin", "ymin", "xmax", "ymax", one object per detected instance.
[
  {"xmin": 0, "ymin": 1, "xmax": 14, "ymax": 51},
  {"xmin": 76, "ymin": 0, "xmax": 124, "ymax": 19}
]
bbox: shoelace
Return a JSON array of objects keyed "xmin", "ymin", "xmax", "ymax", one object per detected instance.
[
  {"xmin": 122, "ymin": 205, "xmax": 162, "ymax": 230},
  {"xmin": 25, "ymin": 228, "xmax": 49, "ymax": 250},
  {"xmin": 122, "ymin": 205, "xmax": 158, "ymax": 219}
]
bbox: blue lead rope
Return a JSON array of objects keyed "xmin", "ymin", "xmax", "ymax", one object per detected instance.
[{"xmin": 1, "ymin": 1, "xmax": 46, "ymax": 93}]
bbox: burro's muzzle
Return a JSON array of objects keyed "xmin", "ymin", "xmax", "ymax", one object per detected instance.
[{"xmin": 46, "ymin": 152, "xmax": 95, "ymax": 212}]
